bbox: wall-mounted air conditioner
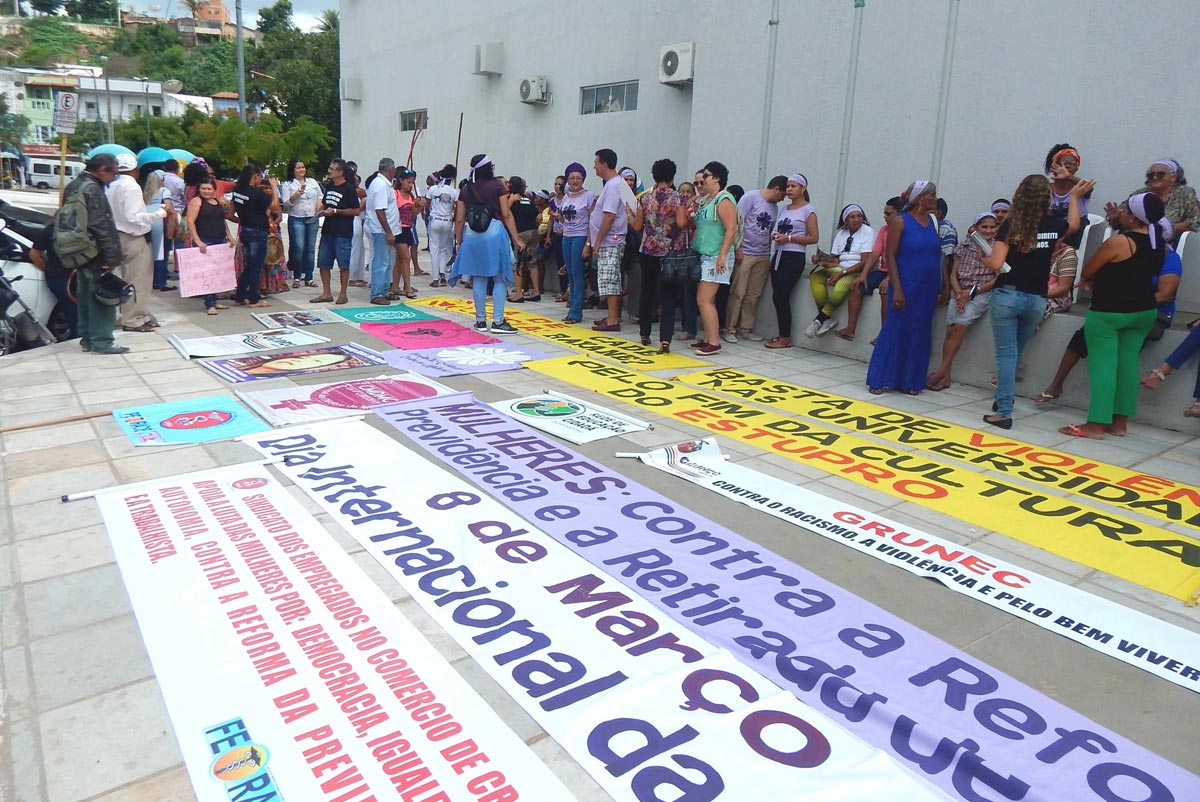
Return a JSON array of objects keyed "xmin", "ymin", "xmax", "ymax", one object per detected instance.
[
  {"xmin": 473, "ymin": 42, "xmax": 504, "ymax": 76},
  {"xmin": 340, "ymin": 78, "xmax": 362, "ymax": 101},
  {"xmin": 659, "ymin": 42, "xmax": 695, "ymax": 85},
  {"xmin": 519, "ymin": 76, "xmax": 547, "ymax": 104}
]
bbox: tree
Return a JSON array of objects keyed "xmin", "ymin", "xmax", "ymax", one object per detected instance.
[
  {"xmin": 67, "ymin": 119, "xmax": 107, "ymax": 153},
  {"xmin": 0, "ymin": 97, "xmax": 31, "ymax": 150},
  {"xmin": 316, "ymin": 9, "xmax": 338, "ymax": 34},
  {"xmin": 29, "ymin": 0, "xmax": 64, "ymax": 14},
  {"xmin": 64, "ymin": 0, "xmax": 118, "ymax": 24},
  {"xmin": 256, "ymin": 0, "xmax": 294, "ymax": 36}
]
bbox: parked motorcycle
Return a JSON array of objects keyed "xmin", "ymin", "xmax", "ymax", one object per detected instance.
[{"xmin": 0, "ymin": 219, "xmax": 59, "ymax": 356}]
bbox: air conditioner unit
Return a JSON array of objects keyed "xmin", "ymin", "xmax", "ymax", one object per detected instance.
[
  {"xmin": 473, "ymin": 42, "xmax": 504, "ymax": 76},
  {"xmin": 659, "ymin": 42, "xmax": 695, "ymax": 85},
  {"xmin": 519, "ymin": 76, "xmax": 547, "ymax": 104},
  {"xmin": 340, "ymin": 78, "xmax": 362, "ymax": 101}
]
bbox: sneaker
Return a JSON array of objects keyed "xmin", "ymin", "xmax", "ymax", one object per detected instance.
[
  {"xmin": 803, "ymin": 319, "xmax": 822, "ymax": 338},
  {"xmin": 721, "ymin": 331, "xmax": 738, "ymax": 344},
  {"xmin": 740, "ymin": 329, "xmax": 763, "ymax": 341},
  {"xmin": 92, "ymin": 345, "xmax": 130, "ymax": 355},
  {"xmin": 817, "ymin": 317, "xmax": 839, "ymax": 336},
  {"xmin": 489, "ymin": 320, "xmax": 518, "ymax": 335},
  {"xmin": 694, "ymin": 341, "xmax": 722, "ymax": 355},
  {"xmin": 474, "ymin": 320, "xmax": 489, "ymax": 332}
]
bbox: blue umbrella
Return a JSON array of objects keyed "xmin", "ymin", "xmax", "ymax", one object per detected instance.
[
  {"xmin": 86, "ymin": 143, "xmax": 136, "ymax": 159},
  {"xmin": 168, "ymin": 148, "xmax": 196, "ymax": 165},
  {"xmin": 137, "ymin": 146, "xmax": 173, "ymax": 167}
]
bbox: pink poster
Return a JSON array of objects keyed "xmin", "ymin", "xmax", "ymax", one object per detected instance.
[
  {"xmin": 361, "ymin": 320, "xmax": 499, "ymax": 350},
  {"xmin": 175, "ymin": 243, "xmax": 237, "ymax": 298}
]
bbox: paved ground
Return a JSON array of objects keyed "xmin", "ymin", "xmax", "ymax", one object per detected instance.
[{"xmin": 1, "ymin": 277, "xmax": 1198, "ymax": 801}]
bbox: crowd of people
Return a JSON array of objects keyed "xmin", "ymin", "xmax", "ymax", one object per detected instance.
[{"xmin": 39, "ymin": 141, "xmax": 1200, "ymax": 437}]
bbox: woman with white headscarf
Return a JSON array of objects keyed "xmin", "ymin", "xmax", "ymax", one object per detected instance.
[
  {"xmin": 801, "ymin": 203, "xmax": 875, "ymax": 338},
  {"xmin": 864, "ymin": 180, "xmax": 941, "ymax": 394},
  {"xmin": 764, "ymin": 173, "xmax": 818, "ymax": 349},
  {"xmin": 1106, "ymin": 158, "xmax": 1200, "ymax": 237},
  {"xmin": 1059, "ymin": 192, "xmax": 1167, "ymax": 439}
]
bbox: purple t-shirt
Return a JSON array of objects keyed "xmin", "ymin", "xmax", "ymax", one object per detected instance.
[
  {"xmin": 738, "ymin": 190, "xmax": 780, "ymax": 256},
  {"xmin": 558, "ymin": 190, "xmax": 593, "ymax": 238},
  {"xmin": 590, "ymin": 176, "xmax": 628, "ymax": 247}
]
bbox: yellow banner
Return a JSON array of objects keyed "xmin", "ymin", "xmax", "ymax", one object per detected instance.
[
  {"xmin": 677, "ymin": 368, "xmax": 1200, "ymax": 536},
  {"xmin": 525, "ymin": 356, "xmax": 1200, "ymax": 600},
  {"xmin": 409, "ymin": 296, "xmax": 712, "ymax": 370}
]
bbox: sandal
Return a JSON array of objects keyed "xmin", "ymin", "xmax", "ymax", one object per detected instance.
[
  {"xmin": 926, "ymin": 377, "xmax": 950, "ymax": 391},
  {"xmin": 335, "ymin": 296, "xmax": 348, "ymax": 305},
  {"xmin": 206, "ymin": 307, "xmax": 218, "ymax": 315},
  {"xmin": 1141, "ymin": 368, "xmax": 1169, "ymax": 390},
  {"xmin": 764, "ymin": 337, "xmax": 792, "ymax": 349},
  {"xmin": 249, "ymin": 301, "xmax": 271, "ymax": 308},
  {"xmin": 1185, "ymin": 400, "xmax": 1200, "ymax": 418},
  {"xmin": 1032, "ymin": 391, "xmax": 1061, "ymax": 404},
  {"xmin": 310, "ymin": 296, "xmax": 334, "ymax": 303},
  {"xmin": 869, "ymin": 387, "xmax": 885, "ymax": 395},
  {"xmin": 292, "ymin": 279, "xmax": 301, "ymax": 289},
  {"xmin": 1058, "ymin": 423, "xmax": 1104, "ymax": 439},
  {"xmin": 386, "ymin": 292, "xmax": 405, "ymax": 300},
  {"xmin": 304, "ymin": 280, "xmax": 318, "ymax": 288},
  {"xmin": 659, "ymin": 341, "xmax": 671, "ymax": 354},
  {"xmin": 833, "ymin": 329, "xmax": 854, "ymax": 341},
  {"xmin": 562, "ymin": 316, "xmax": 581, "ymax": 324},
  {"xmin": 405, "ymin": 289, "xmax": 419, "ymax": 299},
  {"xmin": 213, "ymin": 304, "xmax": 229, "ymax": 310}
]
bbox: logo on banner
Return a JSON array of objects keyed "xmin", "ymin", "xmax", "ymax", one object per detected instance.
[
  {"xmin": 204, "ymin": 719, "xmax": 280, "ymax": 800},
  {"xmin": 211, "ymin": 743, "xmax": 270, "ymax": 781},
  {"xmin": 513, "ymin": 398, "xmax": 584, "ymax": 418},
  {"xmin": 310, "ymin": 378, "xmax": 438, "ymax": 409},
  {"xmin": 159, "ymin": 410, "xmax": 235, "ymax": 430},
  {"xmin": 231, "ymin": 477, "xmax": 269, "ymax": 490},
  {"xmin": 353, "ymin": 309, "xmax": 418, "ymax": 321},
  {"xmin": 436, "ymin": 345, "xmax": 537, "ymax": 366}
]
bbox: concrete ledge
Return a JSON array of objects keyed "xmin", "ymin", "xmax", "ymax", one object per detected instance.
[{"xmin": 742, "ymin": 284, "xmax": 1200, "ymax": 434}]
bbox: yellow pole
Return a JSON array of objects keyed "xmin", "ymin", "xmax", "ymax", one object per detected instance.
[{"xmin": 57, "ymin": 133, "xmax": 68, "ymax": 206}]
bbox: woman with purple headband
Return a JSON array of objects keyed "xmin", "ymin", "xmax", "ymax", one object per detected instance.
[{"xmin": 558, "ymin": 161, "xmax": 595, "ymax": 323}]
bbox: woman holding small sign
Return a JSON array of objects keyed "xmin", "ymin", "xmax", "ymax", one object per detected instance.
[{"xmin": 186, "ymin": 177, "xmax": 232, "ymax": 315}]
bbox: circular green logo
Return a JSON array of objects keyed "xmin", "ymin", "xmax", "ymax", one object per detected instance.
[{"xmin": 514, "ymin": 398, "xmax": 583, "ymax": 418}]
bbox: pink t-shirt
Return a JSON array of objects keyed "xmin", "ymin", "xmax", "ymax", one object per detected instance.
[{"xmin": 871, "ymin": 223, "xmax": 890, "ymax": 273}]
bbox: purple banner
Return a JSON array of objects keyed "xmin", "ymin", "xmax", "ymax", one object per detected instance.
[
  {"xmin": 382, "ymin": 343, "xmax": 551, "ymax": 377},
  {"xmin": 374, "ymin": 393, "xmax": 1198, "ymax": 802}
]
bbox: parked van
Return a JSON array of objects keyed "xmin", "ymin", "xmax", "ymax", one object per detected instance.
[{"xmin": 26, "ymin": 157, "xmax": 86, "ymax": 190}]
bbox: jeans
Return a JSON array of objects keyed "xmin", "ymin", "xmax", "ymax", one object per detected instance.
[
  {"xmin": 153, "ymin": 257, "xmax": 169, "ymax": 289},
  {"xmin": 659, "ymin": 280, "xmax": 698, "ymax": 342},
  {"xmin": 288, "ymin": 215, "xmax": 318, "ymax": 281},
  {"xmin": 369, "ymin": 232, "xmax": 396, "ymax": 299},
  {"xmin": 639, "ymin": 254, "xmax": 661, "ymax": 339},
  {"xmin": 75, "ymin": 267, "xmax": 116, "ymax": 350},
  {"xmin": 474, "ymin": 275, "xmax": 507, "ymax": 323},
  {"xmin": 236, "ymin": 227, "xmax": 269, "ymax": 304},
  {"xmin": 45, "ymin": 270, "xmax": 78, "ymax": 339},
  {"xmin": 564, "ymin": 235, "xmax": 587, "ymax": 320},
  {"xmin": 1165, "ymin": 322, "xmax": 1200, "ymax": 399},
  {"xmin": 989, "ymin": 286, "xmax": 1044, "ymax": 418},
  {"xmin": 317, "ymin": 232, "xmax": 353, "ymax": 271},
  {"xmin": 197, "ymin": 235, "xmax": 226, "ymax": 309}
]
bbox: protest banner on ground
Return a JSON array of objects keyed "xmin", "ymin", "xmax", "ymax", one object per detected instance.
[
  {"xmin": 491, "ymin": 391, "xmax": 651, "ymax": 444},
  {"xmin": 112, "ymin": 394, "xmax": 268, "ymax": 446},
  {"xmin": 200, "ymin": 343, "xmax": 387, "ymax": 383},
  {"xmin": 625, "ymin": 437, "xmax": 1200, "ymax": 692},
  {"xmin": 678, "ymin": 368, "xmax": 1200, "ymax": 539},
  {"xmin": 245, "ymin": 421, "xmax": 949, "ymax": 802},
  {"xmin": 175, "ymin": 243, "xmax": 237, "ymax": 298},
  {"xmin": 382, "ymin": 343, "xmax": 550, "ymax": 377},
  {"xmin": 361, "ymin": 320, "xmax": 498, "ymax": 350},
  {"xmin": 168, "ymin": 328, "xmax": 330, "ymax": 359},
  {"xmin": 333, "ymin": 305, "xmax": 437, "ymax": 324},
  {"xmin": 238, "ymin": 373, "xmax": 452, "ymax": 426},
  {"xmin": 525, "ymin": 356, "xmax": 1200, "ymax": 601},
  {"xmin": 370, "ymin": 392, "xmax": 1200, "ymax": 802},
  {"xmin": 251, "ymin": 309, "xmax": 345, "ymax": 327},
  {"xmin": 410, "ymin": 295, "xmax": 712, "ymax": 369},
  {"xmin": 91, "ymin": 462, "xmax": 575, "ymax": 801}
]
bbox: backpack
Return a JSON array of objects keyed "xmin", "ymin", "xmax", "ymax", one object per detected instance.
[
  {"xmin": 464, "ymin": 182, "xmax": 494, "ymax": 234},
  {"xmin": 54, "ymin": 186, "xmax": 100, "ymax": 268}
]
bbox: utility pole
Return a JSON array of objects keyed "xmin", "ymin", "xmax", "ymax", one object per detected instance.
[
  {"xmin": 833, "ymin": 0, "xmax": 866, "ymax": 216},
  {"xmin": 235, "ymin": 0, "xmax": 247, "ymax": 121},
  {"xmin": 756, "ymin": 0, "xmax": 781, "ymax": 187},
  {"xmin": 100, "ymin": 55, "xmax": 114, "ymax": 142}
]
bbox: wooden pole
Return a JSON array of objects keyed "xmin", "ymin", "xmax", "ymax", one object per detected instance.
[
  {"xmin": 0, "ymin": 408, "xmax": 109, "ymax": 435},
  {"xmin": 453, "ymin": 112, "xmax": 464, "ymax": 175},
  {"xmin": 57, "ymin": 133, "xmax": 68, "ymax": 206}
]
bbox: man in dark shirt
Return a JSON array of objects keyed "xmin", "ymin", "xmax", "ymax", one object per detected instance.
[
  {"xmin": 314, "ymin": 158, "xmax": 360, "ymax": 304},
  {"xmin": 30, "ymin": 223, "xmax": 77, "ymax": 340}
]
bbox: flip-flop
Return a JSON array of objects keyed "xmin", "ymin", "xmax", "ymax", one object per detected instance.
[
  {"xmin": 926, "ymin": 380, "xmax": 950, "ymax": 391},
  {"xmin": 1104, "ymin": 427, "xmax": 1127, "ymax": 437},
  {"xmin": 335, "ymin": 296, "xmax": 348, "ymax": 305},
  {"xmin": 206, "ymin": 308, "xmax": 218, "ymax": 315},
  {"xmin": 1058, "ymin": 423, "xmax": 1104, "ymax": 440},
  {"xmin": 869, "ymin": 387, "xmax": 885, "ymax": 395},
  {"xmin": 249, "ymin": 301, "xmax": 271, "ymax": 308},
  {"xmin": 213, "ymin": 304, "xmax": 229, "ymax": 310},
  {"xmin": 833, "ymin": 330, "xmax": 854, "ymax": 341},
  {"xmin": 1032, "ymin": 392, "xmax": 1061, "ymax": 404},
  {"xmin": 309, "ymin": 296, "xmax": 334, "ymax": 304}
]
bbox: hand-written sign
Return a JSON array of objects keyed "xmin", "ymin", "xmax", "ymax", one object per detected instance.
[{"xmin": 176, "ymin": 243, "xmax": 237, "ymax": 297}]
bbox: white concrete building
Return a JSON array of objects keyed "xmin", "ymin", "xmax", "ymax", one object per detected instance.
[{"xmin": 339, "ymin": 0, "xmax": 1200, "ymax": 231}]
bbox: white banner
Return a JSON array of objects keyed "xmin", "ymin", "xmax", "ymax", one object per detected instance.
[
  {"xmin": 168, "ymin": 328, "xmax": 330, "ymax": 359},
  {"xmin": 92, "ymin": 462, "xmax": 573, "ymax": 801},
  {"xmin": 238, "ymin": 374, "xmax": 454, "ymax": 427},
  {"xmin": 490, "ymin": 390, "xmax": 651, "ymax": 444},
  {"xmin": 245, "ymin": 421, "xmax": 948, "ymax": 802},
  {"xmin": 627, "ymin": 438, "xmax": 1200, "ymax": 694}
]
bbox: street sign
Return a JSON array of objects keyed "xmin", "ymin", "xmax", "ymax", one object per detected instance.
[{"xmin": 52, "ymin": 91, "xmax": 79, "ymax": 134}]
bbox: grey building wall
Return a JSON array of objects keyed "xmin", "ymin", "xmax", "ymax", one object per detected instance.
[{"xmin": 339, "ymin": 0, "xmax": 1199, "ymax": 231}]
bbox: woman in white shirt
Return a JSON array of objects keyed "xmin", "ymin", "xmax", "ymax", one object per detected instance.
[
  {"xmin": 280, "ymin": 157, "xmax": 324, "ymax": 287},
  {"xmin": 801, "ymin": 204, "xmax": 875, "ymax": 338}
]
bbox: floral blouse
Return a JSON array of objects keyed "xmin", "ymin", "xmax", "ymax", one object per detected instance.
[
  {"xmin": 638, "ymin": 186, "xmax": 682, "ymax": 257},
  {"xmin": 1128, "ymin": 184, "xmax": 1200, "ymax": 232}
]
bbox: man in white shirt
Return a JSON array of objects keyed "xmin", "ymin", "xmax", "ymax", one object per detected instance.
[
  {"xmin": 364, "ymin": 157, "xmax": 400, "ymax": 305},
  {"xmin": 586, "ymin": 148, "xmax": 628, "ymax": 331},
  {"xmin": 107, "ymin": 152, "xmax": 167, "ymax": 332}
]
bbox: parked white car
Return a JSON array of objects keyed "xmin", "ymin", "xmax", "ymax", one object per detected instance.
[{"xmin": 0, "ymin": 203, "xmax": 67, "ymax": 356}]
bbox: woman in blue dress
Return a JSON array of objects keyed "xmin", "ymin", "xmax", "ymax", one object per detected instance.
[{"xmin": 866, "ymin": 180, "xmax": 942, "ymax": 394}]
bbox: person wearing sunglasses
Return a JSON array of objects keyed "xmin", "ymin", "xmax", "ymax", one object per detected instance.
[
  {"xmin": 1106, "ymin": 159, "xmax": 1200, "ymax": 237},
  {"xmin": 802, "ymin": 204, "xmax": 874, "ymax": 338},
  {"xmin": 1044, "ymin": 144, "xmax": 1091, "ymax": 247}
]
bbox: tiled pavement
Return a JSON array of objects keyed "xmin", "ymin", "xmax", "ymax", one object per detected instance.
[{"xmin": 1, "ymin": 282, "xmax": 1198, "ymax": 801}]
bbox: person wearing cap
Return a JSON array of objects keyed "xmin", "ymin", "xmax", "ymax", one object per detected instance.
[
  {"xmin": 865, "ymin": 180, "xmax": 940, "ymax": 394},
  {"xmin": 1059, "ymin": 192, "xmax": 1167, "ymax": 439},
  {"xmin": 981, "ymin": 174, "xmax": 1090, "ymax": 428},
  {"xmin": 586, "ymin": 148, "xmax": 628, "ymax": 331},
  {"xmin": 926, "ymin": 211, "xmax": 999, "ymax": 391},
  {"xmin": 107, "ymin": 151, "xmax": 168, "ymax": 332},
  {"xmin": 558, "ymin": 162, "xmax": 594, "ymax": 323},
  {"xmin": 764, "ymin": 173, "xmax": 818, "ymax": 349},
  {"xmin": 59, "ymin": 152, "xmax": 126, "ymax": 354}
]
